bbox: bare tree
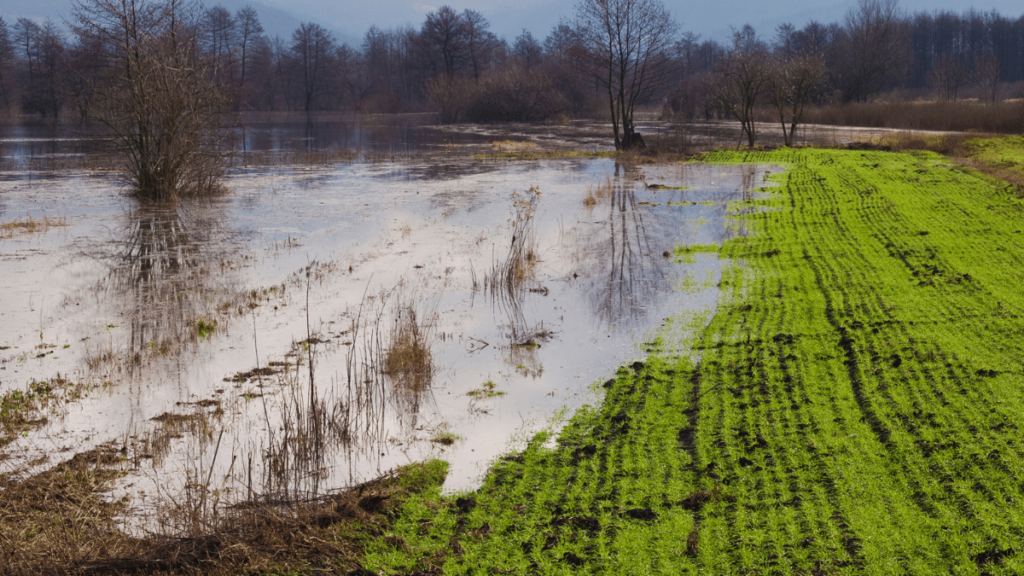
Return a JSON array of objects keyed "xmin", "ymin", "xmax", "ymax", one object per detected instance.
[
  {"xmin": 462, "ymin": 9, "xmax": 497, "ymax": 81},
  {"xmin": 767, "ymin": 54, "xmax": 825, "ymax": 146},
  {"xmin": 290, "ymin": 22, "xmax": 336, "ymax": 111},
  {"xmin": 831, "ymin": 0, "xmax": 908, "ymax": 102},
  {"xmin": 419, "ymin": 6, "xmax": 468, "ymax": 78},
  {"xmin": 928, "ymin": 53, "xmax": 968, "ymax": 103},
  {"xmin": 513, "ymin": 29, "xmax": 543, "ymax": 70},
  {"xmin": 14, "ymin": 18, "xmax": 42, "ymax": 113},
  {"xmin": 0, "ymin": 17, "xmax": 14, "ymax": 112},
  {"xmin": 65, "ymin": 26, "xmax": 107, "ymax": 119},
  {"xmin": 673, "ymin": 31, "xmax": 701, "ymax": 77},
  {"xmin": 235, "ymin": 6, "xmax": 263, "ymax": 90},
  {"xmin": 972, "ymin": 51, "xmax": 1000, "ymax": 105},
  {"xmin": 15, "ymin": 19, "xmax": 67, "ymax": 117},
  {"xmin": 716, "ymin": 30, "xmax": 771, "ymax": 147},
  {"xmin": 72, "ymin": 0, "xmax": 228, "ymax": 200},
  {"xmin": 202, "ymin": 5, "xmax": 236, "ymax": 83},
  {"xmin": 573, "ymin": 0, "xmax": 678, "ymax": 149}
]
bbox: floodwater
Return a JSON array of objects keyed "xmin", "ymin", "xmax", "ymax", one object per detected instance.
[{"xmin": 0, "ymin": 114, "xmax": 783, "ymax": 532}]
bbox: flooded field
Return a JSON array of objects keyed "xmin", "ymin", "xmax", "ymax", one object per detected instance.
[{"xmin": 0, "ymin": 114, "xmax": 791, "ymax": 533}]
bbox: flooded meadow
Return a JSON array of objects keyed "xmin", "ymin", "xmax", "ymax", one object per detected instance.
[{"xmin": 0, "ymin": 114, "xmax": 786, "ymax": 533}]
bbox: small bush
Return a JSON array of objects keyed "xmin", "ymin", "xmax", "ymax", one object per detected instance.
[
  {"xmin": 425, "ymin": 75, "xmax": 476, "ymax": 124},
  {"xmin": 464, "ymin": 68, "xmax": 568, "ymax": 123}
]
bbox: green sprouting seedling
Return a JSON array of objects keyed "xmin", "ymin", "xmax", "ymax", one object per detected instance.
[
  {"xmin": 430, "ymin": 430, "xmax": 461, "ymax": 446},
  {"xmin": 369, "ymin": 146, "xmax": 1024, "ymax": 576},
  {"xmin": 195, "ymin": 319, "xmax": 216, "ymax": 339},
  {"xmin": 467, "ymin": 380, "xmax": 506, "ymax": 399}
]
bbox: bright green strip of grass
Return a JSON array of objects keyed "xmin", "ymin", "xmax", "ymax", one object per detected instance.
[
  {"xmin": 365, "ymin": 147, "xmax": 1024, "ymax": 575},
  {"xmin": 964, "ymin": 135, "xmax": 1024, "ymax": 169}
]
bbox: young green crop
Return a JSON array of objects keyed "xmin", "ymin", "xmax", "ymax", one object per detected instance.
[{"xmin": 363, "ymin": 147, "xmax": 1024, "ymax": 575}]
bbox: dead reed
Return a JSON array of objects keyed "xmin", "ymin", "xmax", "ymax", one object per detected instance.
[
  {"xmin": 800, "ymin": 100, "xmax": 1024, "ymax": 134},
  {"xmin": 853, "ymin": 130, "xmax": 972, "ymax": 155},
  {"xmin": 384, "ymin": 305, "xmax": 434, "ymax": 392},
  {"xmin": 0, "ymin": 214, "xmax": 67, "ymax": 239},
  {"xmin": 484, "ymin": 186, "xmax": 541, "ymax": 297},
  {"xmin": 0, "ymin": 440, "xmax": 447, "ymax": 575}
]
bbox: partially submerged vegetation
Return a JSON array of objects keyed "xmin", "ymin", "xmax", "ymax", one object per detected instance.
[
  {"xmin": 6, "ymin": 139, "xmax": 1024, "ymax": 574},
  {"xmin": 0, "ymin": 214, "xmax": 66, "ymax": 239},
  {"xmin": 1, "ymin": 376, "xmax": 93, "ymax": 447},
  {"xmin": 360, "ymin": 145, "xmax": 1024, "ymax": 574},
  {"xmin": 0, "ymin": 449, "xmax": 448, "ymax": 575}
]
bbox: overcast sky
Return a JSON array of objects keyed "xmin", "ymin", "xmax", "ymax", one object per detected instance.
[{"xmin": 5, "ymin": 0, "xmax": 1023, "ymax": 46}]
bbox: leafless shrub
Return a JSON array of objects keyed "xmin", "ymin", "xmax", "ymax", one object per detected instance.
[
  {"xmin": 464, "ymin": 67, "xmax": 568, "ymax": 122},
  {"xmin": 425, "ymin": 74, "xmax": 476, "ymax": 124},
  {"xmin": 72, "ymin": 0, "xmax": 229, "ymax": 201}
]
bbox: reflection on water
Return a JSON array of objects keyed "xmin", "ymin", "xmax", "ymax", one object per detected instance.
[
  {"xmin": 0, "ymin": 150, "xmax": 781, "ymax": 532},
  {"xmin": 85, "ymin": 201, "xmax": 240, "ymax": 373},
  {"xmin": 581, "ymin": 165, "xmax": 664, "ymax": 328}
]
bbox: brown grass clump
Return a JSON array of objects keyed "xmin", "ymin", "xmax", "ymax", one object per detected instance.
[
  {"xmin": 485, "ymin": 186, "xmax": 541, "ymax": 296},
  {"xmin": 0, "ymin": 444, "xmax": 143, "ymax": 575},
  {"xmin": 0, "ymin": 214, "xmax": 67, "ymax": 239},
  {"xmin": 490, "ymin": 140, "xmax": 539, "ymax": 154},
  {"xmin": 0, "ymin": 449, "xmax": 448, "ymax": 575},
  {"xmin": 850, "ymin": 131, "xmax": 973, "ymax": 156},
  {"xmin": 384, "ymin": 305, "xmax": 434, "ymax": 393}
]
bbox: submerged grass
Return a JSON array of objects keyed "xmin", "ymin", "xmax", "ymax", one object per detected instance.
[
  {"xmin": 361, "ymin": 146, "xmax": 1024, "ymax": 574},
  {"xmin": 1, "ymin": 376, "xmax": 92, "ymax": 446},
  {"xmin": 0, "ymin": 214, "xmax": 67, "ymax": 239},
  {"xmin": 10, "ymin": 143, "xmax": 1024, "ymax": 574}
]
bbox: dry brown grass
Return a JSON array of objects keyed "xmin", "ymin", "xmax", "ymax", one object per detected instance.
[
  {"xmin": 0, "ymin": 215, "xmax": 67, "ymax": 239},
  {"xmin": 0, "ymin": 447, "xmax": 447, "ymax": 575},
  {"xmin": 485, "ymin": 186, "xmax": 541, "ymax": 296},
  {"xmin": 801, "ymin": 100, "xmax": 1024, "ymax": 134},
  {"xmin": 0, "ymin": 444, "xmax": 143, "ymax": 575},
  {"xmin": 490, "ymin": 140, "xmax": 539, "ymax": 153},
  {"xmin": 850, "ymin": 131, "xmax": 974, "ymax": 156},
  {"xmin": 384, "ymin": 305, "xmax": 434, "ymax": 394}
]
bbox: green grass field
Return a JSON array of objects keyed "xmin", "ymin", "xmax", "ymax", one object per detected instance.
[
  {"xmin": 364, "ymin": 147, "xmax": 1024, "ymax": 575},
  {"xmin": 965, "ymin": 135, "xmax": 1024, "ymax": 171}
]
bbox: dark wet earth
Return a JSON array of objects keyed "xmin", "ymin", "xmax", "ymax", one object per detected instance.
[{"xmin": 0, "ymin": 114, "xmax": 798, "ymax": 530}]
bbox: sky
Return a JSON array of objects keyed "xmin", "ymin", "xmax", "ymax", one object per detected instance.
[{"xmin": 4, "ymin": 0, "xmax": 1024, "ymax": 47}]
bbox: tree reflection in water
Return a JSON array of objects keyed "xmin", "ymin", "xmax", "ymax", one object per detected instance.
[
  {"xmin": 576, "ymin": 166, "xmax": 668, "ymax": 329},
  {"xmin": 96, "ymin": 200, "xmax": 235, "ymax": 371},
  {"xmin": 573, "ymin": 163, "xmax": 749, "ymax": 329}
]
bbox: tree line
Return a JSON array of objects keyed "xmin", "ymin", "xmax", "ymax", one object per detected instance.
[{"xmin": 0, "ymin": 0, "xmax": 1022, "ymax": 125}]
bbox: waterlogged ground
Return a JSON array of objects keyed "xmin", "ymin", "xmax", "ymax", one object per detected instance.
[
  {"xmin": 0, "ymin": 133, "xmax": 781, "ymax": 530},
  {"xmin": 367, "ymin": 147, "xmax": 1024, "ymax": 575}
]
